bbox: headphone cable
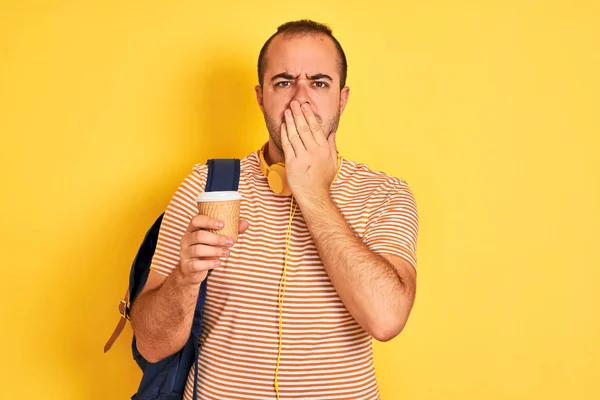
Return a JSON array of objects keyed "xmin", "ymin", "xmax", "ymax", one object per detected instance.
[{"xmin": 274, "ymin": 195, "xmax": 297, "ymax": 398}]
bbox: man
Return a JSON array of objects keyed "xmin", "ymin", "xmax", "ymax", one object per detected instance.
[{"xmin": 130, "ymin": 19, "xmax": 419, "ymax": 400}]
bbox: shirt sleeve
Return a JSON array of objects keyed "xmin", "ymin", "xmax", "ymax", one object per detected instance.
[
  {"xmin": 362, "ymin": 178, "xmax": 419, "ymax": 269},
  {"xmin": 149, "ymin": 165, "xmax": 208, "ymax": 277}
]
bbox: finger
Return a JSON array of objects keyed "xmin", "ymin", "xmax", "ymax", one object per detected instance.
[
  {"xmin": 290, "ymin": 100, "xmax": 318, "ymax": 150},
  {"xmin": 188, "ymin": 214, "xmax": 224, "ymax": 232},
  {"xmin": 238, "ymin": 219, "xmax": 249, "ymax": 234},
  {"xmin": 184, "ymin": 258, "xmax": 222, "ymax": 273},
  {"xmin": 187, "ymin": 229, "xmax": 234, "ymax": 247},
  {"xmin": 185, "ymin": 244, "xmax": 230, "ymax": 259},
  {"xmin": 281, "ymin": 122, "xmax": 295, "ymax": 162},
  {"xmin": 284, "ymin": 108, "xmax": 307, "ymax": 157},
  {"xmin": 299, "ymin": 102, "xmax": 326, "ymax": 146}
]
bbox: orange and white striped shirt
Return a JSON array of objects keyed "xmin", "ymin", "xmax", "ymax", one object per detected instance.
[{"xmin": 150, "ymin": 150, "xmax": 418, "ymax": 400}]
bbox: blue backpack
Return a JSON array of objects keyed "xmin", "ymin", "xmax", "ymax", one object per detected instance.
[{"xmin": 104, "ymin": 158, "xmax": 241, "ymax": 400}]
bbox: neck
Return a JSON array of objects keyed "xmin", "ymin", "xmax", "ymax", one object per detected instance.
[{"xmin": 264, "ymin": 139, "xmax": 285, "ymax": 165}]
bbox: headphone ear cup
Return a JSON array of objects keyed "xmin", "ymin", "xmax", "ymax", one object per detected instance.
[{"xmin": 268, "ymin": 163, "xmax": 292, "ymax": 196}]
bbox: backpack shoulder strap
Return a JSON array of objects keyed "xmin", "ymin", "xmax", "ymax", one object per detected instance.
[
  {"xmin": 189, "ymin": 158, "xmax": 240, "ymax": 398},
  {"xmin": 205, "ymin": 158, "xmax": 240, "ymax": 191},
  {"xmin": 191, "ymin": 158, "xmax": 240, "ymax": 334}
]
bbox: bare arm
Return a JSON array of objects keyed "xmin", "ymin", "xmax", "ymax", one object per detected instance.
[
  {"xmin": 298, "ymin": 195, "xmax": 416, "ymax": 342},
  {"xmin": 130, "ymin": 270, "xmax": 200, "ymax": 363},
  {"xmin": 130, "ymin": 216, "xmax": 248, "ymax": 363},
  {"xmin": 279, "ymin": 99, "xmax": 418, "ymax": 342}
]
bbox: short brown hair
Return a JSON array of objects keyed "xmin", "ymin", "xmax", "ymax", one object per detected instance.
[{"xmin": 257, "ymin": 19, "xmax": 348, "ymax": 89}]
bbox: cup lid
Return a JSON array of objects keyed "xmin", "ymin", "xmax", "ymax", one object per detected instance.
[{"xmin": 196, "ymin": 191, "xmax": 242, "ymax": 202}]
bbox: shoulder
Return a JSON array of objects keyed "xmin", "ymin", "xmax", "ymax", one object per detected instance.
[
  {"xmin": 337, "ymin": 158, "xmax": 414, "ymax": 199},
  {"xmin": 192, "ymin": 163, "xmax": 208, "ymax": 177},
  {"xmin": 175, "ymin": 163, "xmax": 207, "ymax": 194}
]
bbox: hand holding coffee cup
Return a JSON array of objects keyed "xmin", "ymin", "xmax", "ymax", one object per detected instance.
[{"xmin": 177, "ymin": 191, "xmax": 247, "ymax": 285}]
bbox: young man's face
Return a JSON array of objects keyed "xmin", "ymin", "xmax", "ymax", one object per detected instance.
[{"xmin": 256, "ymin": 33, "xmax": 350, "ymax": 153}]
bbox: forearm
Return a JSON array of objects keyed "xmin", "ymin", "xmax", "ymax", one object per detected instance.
[
  {"xmin": 298, "ymin": 195, "xmax": 412, "ymax": 341},
  {"xmin": 130, "ymin": 269, "xmax": 203, "ymax": 363}
]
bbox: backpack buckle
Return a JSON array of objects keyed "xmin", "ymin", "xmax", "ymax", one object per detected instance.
[{"xmin": 119, "ymin": 299, "xmax": 130, "ymax": 320}]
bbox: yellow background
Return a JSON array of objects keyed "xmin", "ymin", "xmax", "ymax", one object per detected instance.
[{"xmin": 1, "ymin": 0, "xmax": 599, "ymax": 399}]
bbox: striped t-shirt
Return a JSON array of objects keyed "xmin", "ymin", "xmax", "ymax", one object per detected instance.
[{"xmin": 150, "ymin": 150, "xmax": 419, "ymax": 400}]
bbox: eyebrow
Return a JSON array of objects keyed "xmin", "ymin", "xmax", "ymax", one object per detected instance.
[{"xmin": 271, "ymin": 72, "xmax": 333, "ymax": 82}]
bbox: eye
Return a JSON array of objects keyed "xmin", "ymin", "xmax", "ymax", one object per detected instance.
[
  {"xmin": 275, "ymin": 81, "xmax": 292, "ymax": 87},
  {"xmin": 313, "ymin": 81, "xmax": 329, "ymax": 88}
]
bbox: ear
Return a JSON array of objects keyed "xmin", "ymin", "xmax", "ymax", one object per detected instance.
[
  {"xmin": 255, "ymin": 85, "xmax": 265, "ymax": 113},
  {"xmin": 339, "ymin": 86, "xmax": 350, "ymax": 114}
]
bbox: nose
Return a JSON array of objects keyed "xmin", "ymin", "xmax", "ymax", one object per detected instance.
[{"xmin": 292, "ymin": 80, "xmax": 311, "ymax": 105}]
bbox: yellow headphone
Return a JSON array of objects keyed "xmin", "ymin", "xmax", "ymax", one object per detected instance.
[
  {"xmin": 258, "ymin": 143, "xmax": 292, "ymax": 196},
  {"xmin": 257, "ymin": 142, "xmax": 342, "ymax": 399},
  {"xmin": 258, "ymin": 143, "xmax": 342, "ymax": 197}
]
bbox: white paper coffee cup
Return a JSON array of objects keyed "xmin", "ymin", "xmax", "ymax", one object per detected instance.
[{"xmin": 196, "ymin": 191, "xmax": 242, "ymax": 241}]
